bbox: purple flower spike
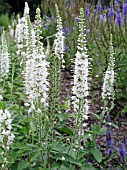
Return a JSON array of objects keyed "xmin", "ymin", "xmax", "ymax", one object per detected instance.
[
  {"xmin": 65, "ymin": 26, "xmax": 69, "ymax": 35},
  {"xmin": 51, "ymin": 16, "xmax": 55, "ymax": 22},
  {"xmin": 123, "ymin": 3, "xmax": 127, "ymax": 15},
  {"xmin": 118, "ymin": 143, "xmax": 127, "ymax": 162},
  {"xmin": 64, "ymin": 44, "xmax": 68, "ymax": 53},
  {"xmin": 108, "ymin": 148, "xmax": 113, "ymax": 155},
  {"xmin": 45, "ymin": 24, "xmax": 49, "ymax": 30},
  {"xmin": 108, "ymin": 6, "xmax": 114, "ymax": 18},
  {"xmin": 116, "ymin": 12, "xmax": 123, "ymax": 26},
  {"xmin": 97, "ymin": 2, "xmax": 102, "ymax": 12},
  {"xmin": 105, "ymin": 126, "xmax": 114, "ymax": 156},
  {"xmin": 75, "ymin": 16, "xmax": 79, "ymax": 22},
  {"xmin": 85, "ymin": 4, "xmax": 90, "ymax": 16}
]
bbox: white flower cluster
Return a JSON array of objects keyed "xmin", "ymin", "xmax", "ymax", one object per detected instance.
[
  {"xmin": 72, "ymin": 8, "xmax": 90, "ymax": 122},
  {"xmin": 15, "ymin": 2, "xmax": 29, "ymax": 58},
  {"xmin": 24, "ymin": 50, "xmax": 49, "ymax": 112},
  {"xmin": 0, "ymin": 109, "xmax": 15, "ymax": 149},
  {"xmin": 15, "ymin": 17, "xmax": 29, "ymax": 57},
  {"xmin": 24, "ymin": 2, "xmax": 29, "ymax": 17},
  {"xmin": 24, "ymin": 8, "xmax": 49, "ymax": 112},
  {"xmin": 53, "ymin": 4, "xmax": 65, "ymax": 65},
  {"xmin": 0, "ymin": 31, "xmax": 10, "ymax": 80},
  {"xmin": 102, "ymin": 34, "xmax": 115, "ymax": 100}
]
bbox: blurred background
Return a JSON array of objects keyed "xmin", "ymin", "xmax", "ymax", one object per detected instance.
[{"xmin": 0, "ymin": 0, "xmax": 110, "ymax": 18}]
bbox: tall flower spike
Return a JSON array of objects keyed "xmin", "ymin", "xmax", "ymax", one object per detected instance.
[
  {"xmin": 102, "ymin": 34, "xmax": 115, "ymax": 117},
  {"xmin": 35, "ymin": 8, "xmax": 44, "ymax": 55},
  {"xmin": 24, "ymin": 8, "xmax": 49, "ymax": 111},
  {"xmin": 123, "ymin": 2, "xmax": 127, "ymax": 15},
  {"xmin": 53, "ymin": 4, "xmax": 65, "ymax": 67},
  {"xmin": 116, "ymin": 12, "xmax": 123, "ymax": 26},
  {"xmin": 0, "ymin": 31, "xmax": 10, "ymax": 80},
  {"xmin": 85, "ymin": 4, "xmax": 90, "ymax": 16},
  {"xmin": 108, "ymin": 6, "xmax": 114, "ymax": 18},
  {"xmin": 102, "ymin": 34, "xmax": 115, "ymax": 101},
  {"xmin": 72, "ymin": 8, "xmax": 90, "ymax": 135},
  {"xmin": 118, "ymin": 143, "xmax": 127, "ymax": 162},
  {"xmin": 105, "ymin": 125, "xmax": 115, "ymax": 155},
  {"xmin": 24, "ymin": 2, "xmax": 30, "ymax": 17},
  {"xmin": 97, "ymin": 0, "xmax": 102, "ymax": 12},
  {"xmin": 15, "ymin": 3, "xmax": 29, "ymax": 63}
]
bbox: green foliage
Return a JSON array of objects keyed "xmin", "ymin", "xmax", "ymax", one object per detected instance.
[
  {"xmin": 0, "ymin": 13, "xmax": 17, "ymax": 31},
  {"xmin": 0, "ymin": 0, "xmax": 10, "ymax": 14},
  {"xmin": 0, "ymin": 1, "xmax": 127, "ymax": 170}
]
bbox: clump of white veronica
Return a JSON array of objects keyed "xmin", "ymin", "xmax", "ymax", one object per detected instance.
[
  {"xmin": 0, "ymin": 109, "xmax": 15, "ymax": 169},
  {"xmin": 72, "ymin": 8, "xmax": 90, "ymax": 133},
  {"xmin": 24, "ymin": 51, "xmax": 49, "ymax": 111},
  {"xmin": 53, "ymin": 4, "xmax": 65, "ymax": 66},
  {"xmin": 102, "ymin": 34, "xmax": 115, "ymax": 101},
  {"xmin": 48, "ymin": 5, "xmax": 65, "ymax": 116},
  {"xmin": 24, "ymin": 8, "xmax": 49, "ymax": 112},
  {"xmin": 101, "ymin": 34, "xmax": 115, "ymax": 117},
  {"xmin": 15, "ymin": 17, "xmax": 29, "ymax": 57},
  {"xmin": 0, "ymin": 31, "xmax": 10, "ymax": 80},
  {"xmin": 15, "ymin": 3, "xmax": 29, "ymax": 59}
]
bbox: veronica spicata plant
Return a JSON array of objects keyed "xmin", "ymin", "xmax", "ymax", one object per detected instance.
[
  {"xmin": 0, "ymin": 31, "xmax": 10, "ymax": 85},
  {"xmin": 102, "ymin": 34, "xmax": 115, "ymax": 118},
  {"xmin": 72, "ymin": 7, "xmax": 90, "ymax": 139},
  {"xmin": 24, "ymin": 8, "xmax": 49, "ymax": 147},
  {"xmin": 15, "ymin": 2, "xmax": 30, "ymax": 66},
  {"xmin": 48, "ymin": 4, "xmax": 65, "ymax": 120},
  {"xmin": 53, "ymin": 4, "xmax": 65, "ymax": 66},
  {"xmin": 24, "ymin": 8, "xmax": 49, "ymax": 110},
  {"xmin": 0, "ymin": 109, "xmax": 15, "ymax": 170}
]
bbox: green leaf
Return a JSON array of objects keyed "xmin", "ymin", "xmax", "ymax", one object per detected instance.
[
  {"xmin": 51, "ymin": 162, "xmax": 61, "ymax": 169},
  {"xmin": 12, "ymin": 124, "xmax": 23, "ymax": 129},
  {"xmin": 105, "ymin": 122, "xmax": 118, "ymax": 129},
  {"xmin": 64, "ymin": 154, "xmax": 81, "ymax": 166},
  {"xmin": 29, "ymin": 150, "xmax": 41, "ymax": 162},
  {"xmin": 83, "ymin": 133, "xmax": 92, "ymax": 141},
  {"xmin": 8, "ymin": 82, "xmax": 13, "ymax": 89},
  {"xmin": 98, "ymin": 127, "xmax": 107, "ymax": 135},
  {"xmin": 57, "ymin": 126, "xmax": 74, "ymax": 136},
  {"xmin": 57, "ymin": 113, "xmax": 65, "ymax": 122},
  {"xmin": 17, "ymin": 160, "xmax": 30, "ymax": 170},
  {"xmin": 58, "ymin": 164, "xmax": 70, "ymax": 170},
  {"xmin": 62, "ymin": 100, "xmax": 70, "ymax": 110},
  {"xmin": 91, "ymin": 112, "xmax": 103, "ymax": 120},
  {"xmin": 11, "ymin": 143, "xmax": 25, "ymax": 149},
  {"xmin": 0, "ymin": 101, "xmax": 5, "ymax": 109},
  {"xmin": 91, "ymin": 148, "xmax": 102, "ymax": 163},
  {"xmin": 30, "ymin": 118, "xmax": 36, "ymax": 132},
  {"xmin": 91, "ymin": 124, "xmax": 101, "ymax": 134},
  {"xmin": 80, "ymin": 164, "xmax": 98, "ymax": 170}
]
